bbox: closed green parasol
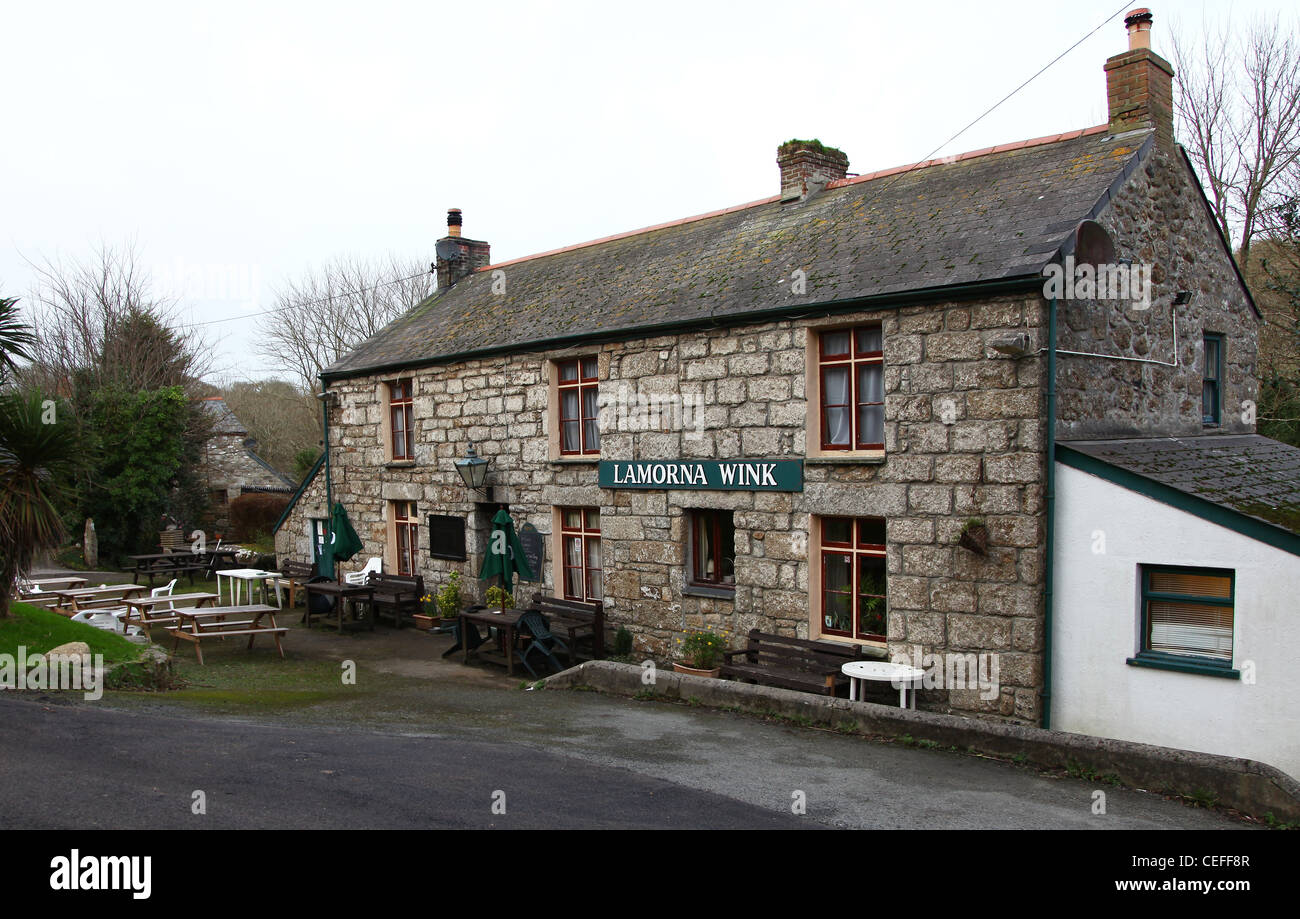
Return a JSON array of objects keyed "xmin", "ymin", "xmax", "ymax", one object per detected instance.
[
  {"xmin": 320, "ymin": 502, "xmax": 362, "ymax": 578},
  {"xmin": 479, "ymin": 508, "xmax": 534, "ymax": 612}
]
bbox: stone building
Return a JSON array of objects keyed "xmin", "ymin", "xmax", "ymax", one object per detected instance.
[
  {"xmin": 276, "ymin": 10, "xmax": 1262, "ymax": 728},
  {"xmin": 199, "ymin": 396, "xmax": 297, "ymax": 532}
]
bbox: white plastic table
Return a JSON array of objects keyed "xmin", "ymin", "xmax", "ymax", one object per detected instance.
[
  {"xmin": 216, "ymin": 568, "xmax": 283, "ymax": 608},
  {"xmin": 842, "ymin": 661, "xmax": 927, "ymax": 708}
]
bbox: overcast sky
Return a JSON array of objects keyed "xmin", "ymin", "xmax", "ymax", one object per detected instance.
[{"xmin": 3, "ymin": 0, "xmax": 1294, "ymax": 384}]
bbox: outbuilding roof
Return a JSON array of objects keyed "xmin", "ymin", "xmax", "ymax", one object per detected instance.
[{"xmin": 323, "ymin": 126, "xmax": 1153, "ymax": 379}]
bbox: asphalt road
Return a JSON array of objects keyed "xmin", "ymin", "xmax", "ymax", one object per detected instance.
[{"xmin": 0, "ymin": 689, "xmax": 1246, "ymax": 830}]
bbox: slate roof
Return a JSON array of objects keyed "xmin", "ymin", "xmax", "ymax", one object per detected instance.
[
  {"xmin": 201, "ymin": 396, "xmax": 246, "ymax": 435},
  {"xmin": 324, "ymin": 125, "xmax": 1154, "ymax": 379},
  {"xmin": 1060, "ymin": 435, "xmax": 1300, "ymax": 537}
]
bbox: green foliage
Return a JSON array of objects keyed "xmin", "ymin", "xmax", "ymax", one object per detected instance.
[
  {"xmin": 485, "ymin": 584, "xmax": 514, "ymax": 609},
  {"xmin": 74, "ymin": 386, "xmax": 195, "ymax": 561},
  {"xmin": 0, "ymin": 297, "xmax": 36, "ymax": 383},
  {"xmin": 0, "ymin": 391, "xmax": 83, "ymax": 617},
  {"xmin": 0, "ymin": 601, "xmax": 141, "ymax": 663},
  {"xmin": 614, "ymin": 626, "xmax": 633, "ymax": 657},
  {"xmin": 294, "ymin": 449, "xmax": 322, "ymax": 482},
  {"xmin": 676, "ymin": 627, "xmax": 728, "ymax": 669},
  {"xmin": 435, "ymin": 571, "xmax": 462, "ymax": 618}
]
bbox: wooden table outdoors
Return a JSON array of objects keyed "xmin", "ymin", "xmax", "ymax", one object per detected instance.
[
  {"xmin": 302, "ymin": 581, "xmax": 374, "ymax": 633},
  {"xmin": 20, "ymin": 576, "xmax": 89, "ymax": 592},
  {"xmin": 49, "ymin": 584, "xmax": 148, "ymax": 614},
  {"xmin": 128, "ymin": 549, "xmax": 242, "ymax": 586},
  {"xmin": 167, "ymin": 605, "xmax": 287, "ymax": 665},
  {"xmin": 456, "ymin": 607, "xmax": 532, "ymax": 676},
  {"xmin": 121, "ymin": 592, "xmax": 219, "ymax": 639}
]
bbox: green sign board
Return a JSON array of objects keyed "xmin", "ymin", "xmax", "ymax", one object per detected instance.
[{"xmin": 598, "ymin": 460, "xmax": 803, "ymax": 492}]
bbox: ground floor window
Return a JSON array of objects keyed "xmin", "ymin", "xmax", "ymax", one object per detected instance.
[
  {"xmin": 560, "ymin": 507, "xmax": 602, "ymax": 601},
  {"xmin": 1136, "ymin": 565, "xmax": 1234, "ymax": 669},
  {"xmin": 391, "ymin": 501, "xmax": 419, "ymax": 576},
  {"xmin": 819, "ymin": 516, "xmax": 887, "ymax": 641},
  {"xmin": 311, "ymin": 517, "xmax": 328, "ymax": 563},
  {"xmin": 689, "ymin": 509, "xmax": 735, "ymax": 590}
]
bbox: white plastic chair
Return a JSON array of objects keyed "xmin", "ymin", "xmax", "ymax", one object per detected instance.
[
  {"xmin": 70, "ymin": 608, "xmax": 142, "ymax": 638},
  {"xmin": 152, "ymin": 578, "xmax": 178, "ymax": 610},
  {"xmin": 343, "ymin": 558, "xmax": 382, "ymax": 585}
]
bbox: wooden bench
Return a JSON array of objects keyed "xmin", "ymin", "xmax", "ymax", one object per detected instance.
[
  {"xmin": 528, "ymin": 593, "xmax": 605, "ymax": 660},
  {"xmin": 165, "ymin": 605, "xmax": 287, "ymax": 665},
  {"xmin": 719, "ymin": 629, "xmax": 873, "ymax": 696},
  {"xmin": 275, "ymin": 560, "xmax": 316, "ymax": 607},
  {"xmin": 367, "ymin": 572, "xmax": 424, "ymax": 629}
]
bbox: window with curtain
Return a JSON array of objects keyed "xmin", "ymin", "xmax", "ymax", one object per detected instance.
[
  {"xmin": 819, "ymin": 326, "xmax": 884, "ymax": 450},
  {"xmin": 689, "ymin": 509, "xmax": 734, "ymax": 589},
  {"xmin": 819, "ymin": 516, "xmax": 887, "ymax": 641},
  {"xmin": 1135, "ymin": 566, "xmax": 1235, "ymax": 671},
  {"xmin": 560, "ymin": 507, "xmax": 602, "ymax": 601},
  {"xmin": 388, "ymin": 379, "xmax": 415, "ymax": 460},
  {"xmin": 391, "ymin": 501, "xmax": 418, "ymax": 576},
  {"xmin": 557, "ymin": 357, "xmax": 600, "ymax": 455}
]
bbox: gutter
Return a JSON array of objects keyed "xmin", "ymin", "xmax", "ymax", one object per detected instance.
[
  {"xmin": 1042, "ymin": 295, "xmax": 1057, "ymax": 731},
  {"xmin": 319, "ymin": 275, "xmax": 1046, "ymax": 383}
]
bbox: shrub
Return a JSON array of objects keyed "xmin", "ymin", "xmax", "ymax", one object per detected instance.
[{"xmin": 228, "ymin": 492, "xmax": 290, "ymax": 542}]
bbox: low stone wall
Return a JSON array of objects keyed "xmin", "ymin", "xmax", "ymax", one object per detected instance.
[{"xmin": 544, "ymin": 661, "xmax": 1300, "ymax": 822}]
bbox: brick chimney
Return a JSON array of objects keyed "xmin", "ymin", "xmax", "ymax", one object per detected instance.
[
  {"xmin": 777, "ymin": 140, "xmax": 849, "ymax": 202},
  {"xmin": 1104, "ymin": 8, "xmax": 1175, "ymax": 150},
  {"xmin": 436, "ymin": 208, "xmax": 491, "ymax": 290}
]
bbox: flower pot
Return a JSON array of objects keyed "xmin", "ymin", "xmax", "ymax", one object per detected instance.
[
  {"xmin": 673, "ymin": 662, "xmax": 721, "ymax": 678},
  {"xmin": 959, "ymin": 524, "xmax": 989, "ymax": 556},
  {"xmin": 412, "ymin": 614, "xmax": 436, "ymax": 631}
]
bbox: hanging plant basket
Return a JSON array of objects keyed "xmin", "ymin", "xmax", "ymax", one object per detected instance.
[{"xmin": 958, "ymin": 519, "xmax": 989, "ymax": 556}]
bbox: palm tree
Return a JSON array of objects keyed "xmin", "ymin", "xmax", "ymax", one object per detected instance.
[
  {"xmin": 0, "ymin": 297, "xmax": 36, "ymax": 383},
  {"xmin": 0, "ymin": 390, "xmax": 81, "ymax": 618}
]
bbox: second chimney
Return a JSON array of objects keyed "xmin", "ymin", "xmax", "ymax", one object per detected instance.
[
  {"xmin": 777, "ymin": 140, "xmax": 849, "ymax": 202},
  {"xmin": 1104, "ymin": 8, "xmax": 1175, "ymax": 150},
  {"xmin": 436, "ymin": 208, "xmax": 490, "ymax": 290}
]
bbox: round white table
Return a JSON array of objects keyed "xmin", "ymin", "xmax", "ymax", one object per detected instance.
[{"xmin": 842, "ymin": 661, "xmax": 926, "ymax": 708}]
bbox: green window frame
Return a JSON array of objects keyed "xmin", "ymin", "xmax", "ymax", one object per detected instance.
[{"xmin": 1128, "ymin": 564, "xmax": 1239, "ymax": 679}]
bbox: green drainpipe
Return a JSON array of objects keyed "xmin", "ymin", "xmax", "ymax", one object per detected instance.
[
  {"xmin": 321, "ymin": 381, "xmax": 334, "ymax": 578},
  {"xmin": 1042, "ymin": 296, "xmax": 1057, "ymax": 731}
]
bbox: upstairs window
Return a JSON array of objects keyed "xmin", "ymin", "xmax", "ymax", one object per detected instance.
[
  {"xmin": 389, "ymin": 379, "xmax": 415, "ymax": 460},
  {"xmin": 1202, "ymin": 334, "xmax": 1222, "ymax": 425},
  {"xmin": 558, "ymin": 357, "xmax": 600, "ymax": 455},
  {"xmin": 819, "ymin": 326, "xmax": 884, "ymax": 450}
]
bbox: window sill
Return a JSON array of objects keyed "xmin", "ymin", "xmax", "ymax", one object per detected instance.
[
  {"xmin": 805, "ymin": 455, "xmax": 886, "ymax": 465},
  {"xmin": 1126, "ymin": 653, "xmax": 1239, "ymax": 680},
  {"xmin": 385, "ymin": 460, "xmax": 417, "ymax": 469},
  {"xmin": 550, "ymin": 456, "xmax": 600, "ymax": 466},
  {"xmin": 682, "ymin": 584, "xmax": 736, "ymax": 600}
]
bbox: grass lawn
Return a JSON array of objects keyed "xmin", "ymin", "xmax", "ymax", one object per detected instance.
[{"xmin": 0, "ymin": 601, "xmax": 142, "ymax": 664}]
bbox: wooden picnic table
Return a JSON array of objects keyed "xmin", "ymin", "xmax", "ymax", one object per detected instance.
[
  {"xmin": 166, "ymin": 605, "xmax": 287, "ymax": 665},
  {"xmin": 121, "ymin": 592, "xmax": 219, "ymax": 639},
  {"xmin": 127, "ymin": 549, "xmax": 241, "ymax": 586},
  {"xmin": 20, "ymin": 576, "xmax": 89, "ymax": 593},
  {"xmin": 454, "ymin": 607, "xmax": 533, "ymax": 676},
  {"xmin": 302, "ymin": 581, "xmax": 374, "ymax": 633},
  {"xmin": 50, "ymin": 584, "xmax": 148, "ymax": 614}
]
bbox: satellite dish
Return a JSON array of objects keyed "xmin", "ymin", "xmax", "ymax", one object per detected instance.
[
  {"xmin": 435, "ymin": 239, "xmax": 462, "ymax": 261},
  {"xmin": 1074, "ymin": 220, "xmax": 1116, "ymax": 267}
]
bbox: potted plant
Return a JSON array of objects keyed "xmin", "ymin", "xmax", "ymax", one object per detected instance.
[
  {"xmin": 435, "ymin": 571, "xmax": 463, "ymax": 622},
  {"xmin": 485, "ymin": 584, "xmax": 514, "ymax": 610},
  {"xmin": 413, "ymin": 593, "xmax": 438, "ymax": 631},
  {"xmin": 673, "ymin": 628, "xmax": 728, "ymax": 678},
  {"xmin": 959, "ymin": 517, "xmax": 989, "ymax": 556}
]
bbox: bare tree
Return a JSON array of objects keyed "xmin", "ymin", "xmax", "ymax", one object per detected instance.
[
  {"xmin": 1172, "ymin": 15, "xmax": 1300, "ymax": 269},
  {"xmin": 220, "ymin": 378, "xmax": 322, "ymax": 476},
  {"xmin": 21, "ymin": 243, "xmax": 213, "ymax": 397},
  {"xmin": 255, "ymin": 254, "xmax": 434, "ymax": 391}
]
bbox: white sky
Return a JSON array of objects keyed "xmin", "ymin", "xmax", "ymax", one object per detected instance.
[{"xmin": 2, "ymin": 0, "xmax": 1294, "ymax": 382}]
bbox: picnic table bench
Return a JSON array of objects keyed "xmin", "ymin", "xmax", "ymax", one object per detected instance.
[
  {"xmin": 528, "ymin": 593, "xmax": 605, "ymax": 660},
  {"xmin": 165, "ymin": 605, "xmax": 287, "ymax": 665},
  {"xmin": 128, "ymin": 552, "xmax": 206, "ymax": 587},
  {"xmin": 274, "ymin": 560, "xmax": 315, "ymax": 607},
  {"xmin": 121, "ymin": 592, "xmax": 219, "ymax": 639},
  {"xmin": 49, "ymin": 585, "xmax": 148, "ymax": 615},
  {"xmin": 367, "ymin": 572, "xmax": 424, "ymax": 629},
  {"xmin": 719, "ymin": 629, "xmax": 875, "ymax": 696}
]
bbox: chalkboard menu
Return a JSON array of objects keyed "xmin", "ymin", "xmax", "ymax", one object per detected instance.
[{"xmin": 517, "ymin": 522, "xmax": 543, "ymax": 582}]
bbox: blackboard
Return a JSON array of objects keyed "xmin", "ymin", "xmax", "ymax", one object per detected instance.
[{"xmin": 517, "ymin": 522, "xmax": 544, "ymax": 582}]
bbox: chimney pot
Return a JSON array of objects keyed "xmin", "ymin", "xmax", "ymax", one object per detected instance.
[
  {"xmin": 447, "ymin": 208, "xmax": 463, "ymax": 238},
  {"xmin": 1124, "ymin": 8, "xmax": 1153, "ymax": 50},
  {"xmin": 776, "ymin": 140, "xmax": 849, "ymax": 202}
]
